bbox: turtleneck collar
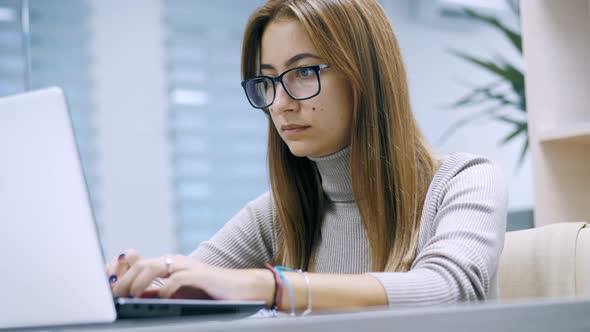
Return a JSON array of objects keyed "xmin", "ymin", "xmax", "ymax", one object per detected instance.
[{"xmin": 308, "ymin": 146, "xmax": 355, "ymax": 202}]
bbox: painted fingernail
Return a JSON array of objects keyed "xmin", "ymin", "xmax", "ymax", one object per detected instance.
[
  {"xmin": 118, "ymin": 253, "xmax": 126, "ymax": 261},
  {"xmin": 108, "ymin": 275, "xmax": 118, "ymax": 284}
]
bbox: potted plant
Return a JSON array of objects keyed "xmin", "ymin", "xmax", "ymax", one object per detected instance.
[{"xmin": 440, "ymin": 0, "xmax": 527, "ymax": 169}]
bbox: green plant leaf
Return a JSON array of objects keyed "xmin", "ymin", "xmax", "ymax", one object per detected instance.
[
  {"xmin": 496, "ymin": 117, "xmax": 529, "ymax": 171},
  {"xmin": 436, "ymin": 106, "xmax": 504, "ymax": 144},
  {"xmin": 515, "ymin": 135, "xmax": 529, "ymax": 172},
  {"xmin": 482, "ymin": 90, "xmax": 521, "ymax": 108},
  {"xmin": 450, "ymin": 84, "xmax": 522, "ymax": 115},
  {"xmin": 492, "ymin": 56, "xmax": 526, "ymax": 98},
  {"xmin": 444, "ymin": 3, "xmax": 528, "ymax": 172},
  {"xmin": 449, "ymin": 85, "xmax": 500, "ymax": 109},
  {"xmin": 449, "ymin": 51, "xmax": 526, "ymax": 112},
  {"xmin": 506, "ymin": 0, "xmax": 521, "ymax": 18},
  {"xmin": 462, "ymin": 8, "xmax": 522, "ymax": 53},
  {"xmin": 499, "ymin": 121, "xmax": 527, "ymax": 145},
  {"xmin": 495, "ymin": 115, "xmax": 527, "ymax": 127},
  {"xmin": 449, "ymin": 50, "xmax": 519, "ymax": 83}
]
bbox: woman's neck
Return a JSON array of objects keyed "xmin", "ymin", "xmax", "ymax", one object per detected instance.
[{"xmin": 308, "ymin": 146, "xmax": 354, "ymax": 202}]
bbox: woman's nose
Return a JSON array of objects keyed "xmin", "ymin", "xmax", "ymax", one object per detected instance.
[{"xmin": 271, "ymin": 82, "xmax": 296, "ymax": 113}]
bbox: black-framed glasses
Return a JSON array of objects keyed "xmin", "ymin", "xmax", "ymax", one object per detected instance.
[{"xmin": 241, "ymin": 64, "xmax": 330, "ymax": 109}]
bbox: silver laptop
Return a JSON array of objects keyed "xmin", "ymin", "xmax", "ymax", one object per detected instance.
[{"xmin": 0, "ymin": 87, "xmax": 265, "ymax": 330}]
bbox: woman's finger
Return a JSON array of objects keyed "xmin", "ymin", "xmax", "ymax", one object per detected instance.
[
  {"xmin": 112, "ymin": 261, "xmax": 145, "ymax": 297},
  {"xmin": 107, "ymin": 249, "xmax": 141, "ymax": 286},
  {"xmin": 106, "ymin": 255, "xmax": 120, "ymax": 278},
  {"xmin": 113, "ymin": 255, "xmax": 193, "ymax": 297},
  {"xmin": 128, "ymin": 259, "xmax": 169, "ymax": 298},
  {"xmin": 158, "ymin": 271, "xmax": 187, "ymax": 299},
  {"xmin": 158, "ymin": 270, "xmax": 215, "ymax": 300},
  {"xmin": 114, "ymin": 249, "xmax": 141, "ymax": 281},
  {"xmin": 121, "ymin": 248, "xmax": 141, "ymax": 264}
]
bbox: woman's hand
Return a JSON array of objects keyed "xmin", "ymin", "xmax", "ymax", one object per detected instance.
[
  {"xmin": 110, "ymin": 255, "xmax": 275, "ymax": 306},
  {"xmin": 105, "ymin": 248, "xmax": 142, "ymax": 287}
]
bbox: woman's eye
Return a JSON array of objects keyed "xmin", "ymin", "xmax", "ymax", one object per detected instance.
[{"xmin": 296, "ymin": 67, "xmax": 314, "ymax": 78}]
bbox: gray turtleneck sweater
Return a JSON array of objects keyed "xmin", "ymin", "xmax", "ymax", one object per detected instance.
[{"xmin": 191, "ymin": 147, "xmax": 508, "ymax": 307}]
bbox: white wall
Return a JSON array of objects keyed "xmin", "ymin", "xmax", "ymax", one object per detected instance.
[
  {"xmin": 87, "ymin": 0, "xmax": 532, "ymax": 260},
  {"xmin": 90, "ymin": 0, "xmax": 175, "ymax": 260}
]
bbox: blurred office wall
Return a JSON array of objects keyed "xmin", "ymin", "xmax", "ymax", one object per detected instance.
[
  {"xmin": 95, "ymin": 0, "xmax": 534, "ymax": 257},
  {"xmin": 90, "ymin": 0, "xmax": 175, "ymax": 259},
  {"xmin": 1, "ymin": 0, "xmax": 532, "ymax": 258}
]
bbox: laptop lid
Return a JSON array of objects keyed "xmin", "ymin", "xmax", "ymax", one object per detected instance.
[{"xmin": 0, "ymin": 87, "xmax": 117, "ymax": 329}]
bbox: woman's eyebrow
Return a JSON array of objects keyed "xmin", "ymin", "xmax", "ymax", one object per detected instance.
[{"xmin": 260, "ymin": 53, "xmax": 322, "ymax": 71}]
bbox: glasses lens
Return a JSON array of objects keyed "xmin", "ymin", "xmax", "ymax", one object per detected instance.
[
  {"xmin": 283, "ymin": 67, "xmax": 320, "ymax": 99},
  {"xmin": 245, "ymin": 77, "xmax": 273, "ymax": 108}
]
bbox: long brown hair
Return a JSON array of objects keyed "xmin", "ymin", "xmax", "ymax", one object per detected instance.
[{"xmin": 241, "ymin": 0, "xmax": 438, "ymax": 272}]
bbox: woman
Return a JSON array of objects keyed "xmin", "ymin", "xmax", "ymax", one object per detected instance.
[{"xmin": 108, "ymin": 0, "xmax": 507, "ymax": 312}]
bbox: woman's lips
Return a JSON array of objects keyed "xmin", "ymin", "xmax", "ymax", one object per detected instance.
[{"xmin": 281, "ymin": 125, "xmax": 310, "ymax": 136}]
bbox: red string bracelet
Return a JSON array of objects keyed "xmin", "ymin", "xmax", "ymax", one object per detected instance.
[{"xmin": 264, "ymin": 262, "xmax": 283, "ymax": 312}]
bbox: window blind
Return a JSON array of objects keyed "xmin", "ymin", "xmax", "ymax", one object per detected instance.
[
  {"xmin": 164, "ymin": 0, "xmax": 269, "ymax": 253},
  {"xmin": 0, "ymin": 0, "xmax": 24, "ymax": 96},
  {"xmin": 0, "ymin": 0, "xmax": 99, "ymax": 229}
]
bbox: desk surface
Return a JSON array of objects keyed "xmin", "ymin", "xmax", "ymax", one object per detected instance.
[{"xmin": 12, "ymin": 298, "xmax": 590, "ymax": 332}]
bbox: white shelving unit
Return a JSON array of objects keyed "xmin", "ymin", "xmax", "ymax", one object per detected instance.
[
  {"xmin": 522, "ymin": 0, "xmax": 590, "ymax": 226},
  {"xmin": 539, "ymin": 123, "xmax": 590, "ymax": 145}
]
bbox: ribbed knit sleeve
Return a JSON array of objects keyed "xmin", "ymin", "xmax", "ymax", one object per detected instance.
[
  {"xmin": 188, "ymin": 150, "xmax": 507, "ymax": 307},
  {"xmin": 368, "ymin": 154, "xmax": 508, "ymax": 307},
  {"xmin": 190, "ymin": 192, "xmax": 276, "ymax": 269}
]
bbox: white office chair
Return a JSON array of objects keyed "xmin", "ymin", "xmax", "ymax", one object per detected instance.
[{"xmin": 498, "ymin": 221, "xmax": 590, "ymax": 301}]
